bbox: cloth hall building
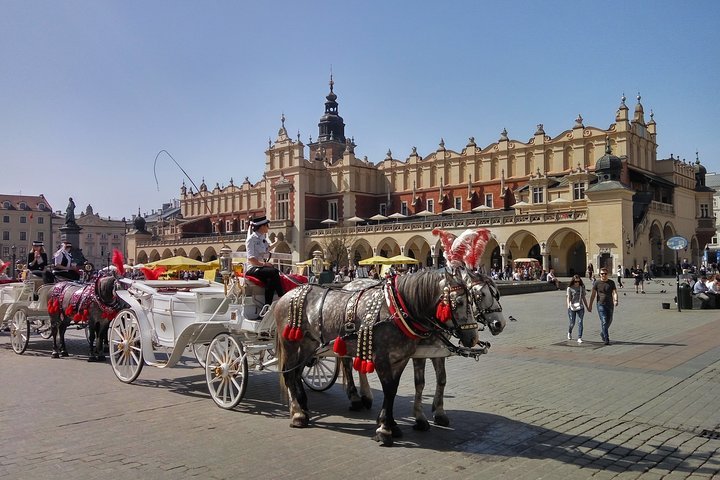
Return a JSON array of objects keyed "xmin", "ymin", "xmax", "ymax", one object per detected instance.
[{"xmin": 128, "ymin": 81, "xmax": 714, "ymax": 276}]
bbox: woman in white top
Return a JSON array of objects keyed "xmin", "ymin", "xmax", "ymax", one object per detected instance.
[{"xmin": 566, "ymin": 274, "xmax": 590, "ymax": 343}]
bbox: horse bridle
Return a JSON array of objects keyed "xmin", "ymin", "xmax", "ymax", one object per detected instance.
[{"xmin": 466, "ymin": 275, "xmax": 502, "ymax": 328}]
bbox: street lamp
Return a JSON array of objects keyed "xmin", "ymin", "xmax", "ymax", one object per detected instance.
[{"xmin": 10, "ymin": 245, "xmax": 16, "ymax": 279}]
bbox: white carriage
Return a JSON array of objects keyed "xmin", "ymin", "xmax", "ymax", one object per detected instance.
[
  {"xmin": 0, "ymin": 280, "xmax": 54, "ymax": 354},
  {"xmin": 109, "ymin": 251, "xmax": 339, "ymax": 409}
]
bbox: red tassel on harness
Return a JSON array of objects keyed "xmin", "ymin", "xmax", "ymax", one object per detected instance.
[
  {"xmin": 73, "ymin": 313, "xmax": 82, "ymax": 322},
  {"xmin": 65, "ymin": 306, "xmax": 74, "ymax": 316},
  {"xmin": 365, "ymin": 360, "xmax": 375, "ymax": 374},
  {"xmin": 332, "ymin": 336, "xmax": 347, "ymax": 356},
  {"xmin": 291, "ymin": 326, "xmax": 303, "ymax": 341},
  {"xmin": 360, "ymin": 360, "xmax": 368, "ymax": 374},
  {"xmin": 282, "ymin": 324, "xmax": 292, "ymax": 340},
  {"xmin": 352, "ymin": 356, "xmax": 362, "ymax": 371},
  {"xmin": 436, "ymin": 301, "xmax": 451, "ymax": 323}
]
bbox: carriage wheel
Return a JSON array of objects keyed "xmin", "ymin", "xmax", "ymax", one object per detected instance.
[
  {"xmin": 10, "ymin": 310, "xmax": 30, "ymax": 354},
  {"xmin": 191, "ymin": 343, "xmax": 210, "ymax": 368},
  {"xmin": 302, "ymin": 355, "xmax": 339, "ymax": 392},
  {"xmin": 38, "ymin": 319, "xmax": 52, "ymax": 339},
  {"xmin": 205, "ymin": 333, "xmax": 248, "ymax": 409},
  {"xmin": 109, "ymin": 310, "xmax": 144, "ymax": 383}
]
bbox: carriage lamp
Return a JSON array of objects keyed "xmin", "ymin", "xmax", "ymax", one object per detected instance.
[
  {"xmin": 219, "ymin": 245, "xmax": 232, "ymax": 293},
  {"xmin": 311, "ymin": 250, "xmax": 325, "ymax": 277}
]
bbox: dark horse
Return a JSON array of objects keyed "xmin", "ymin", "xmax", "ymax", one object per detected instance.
[
  {"xmin": 275, "ymin": 268, "xmax": 477, "ymax": 446},
  {"xmin": 46, "ymin": 274, "xmax": 125, "ymax": 360},
  {"xmin": 342, "ymin": 269, "xmax": 506, "ymax": 430}
]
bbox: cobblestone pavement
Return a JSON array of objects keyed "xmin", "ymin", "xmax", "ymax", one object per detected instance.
[{"xmin": 1, "ymin": 277, "xmax": 718, "ymax": 479}]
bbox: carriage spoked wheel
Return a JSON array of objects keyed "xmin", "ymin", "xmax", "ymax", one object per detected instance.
[
  {"xmin": 301, "ymin": 355, "xmax": 339, "ymax": 392},
  {"xmin": 10, "ymin": 309, "xmax": 30, "ymax": 354},
  {"xmin": 38, "ymin": 319, "xmax": 52, "ymax": 339},
  {"xmin": 109, "ymin": 310, "xmax": 144, "ymax": 383},
  {"xmin": 205, "ymin": 333, "xmax": 248, "ymax": 409},
  {"xmin": 191, "ymin": 343, "xmax": 210, "ymax": 368}
]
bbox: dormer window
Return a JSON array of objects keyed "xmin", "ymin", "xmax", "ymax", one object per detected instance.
[
  {"xmin": 38, "ymin": 203, "xmax": 46, "ymax": 210},
  {"xmin": 19, "ymin": 202, "xmax": 27, "ymax": 209},
  {"xmin": 2, "ymin": 201, "xmax": 10, "ymax": 209}
]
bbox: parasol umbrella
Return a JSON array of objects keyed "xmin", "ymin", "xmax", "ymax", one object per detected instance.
[
  {"xmin": 549, "ymin": 197, "xmax": 570, "ymax": 205},
  {"xmin": 146, "ymin": 256, "xmax": 214, "ymax": 272},
  {"xmin": 369, "ymin": 214, "xmax": 388, "ymax": 222},
  {"xmin": 472, "ymin": 204, "xmax": 492, "ymax": 212},
  {"xmin": 295, "ymin": 258, "xmax": 330, "ymax": 267},
  {"xmin": 441, "ymin": 207, "xmax": 462, "ymax": 215},
  {"xmin": 387, "ymin": 254, "xmax": 421, "ymax": 265},
  {"xmin": 320, "ymin": 218, "xmax": 338, "ymax": 225},
  {"xmin": 511, "ymin": 201, "xmax": 529, "ymax": 208},
  {"xmin": 388, "ymin": 212, "xmax": 407, "ymax": 221},
  {"xmin": 358, "ymin": 255, "xmax": 390, "ymax": 266},
  {"xmin": 414, "ymin": 210, "xmax": 435, "ymax": 217},
  {"xmin": 345, "ymin": 216, "xmax": 365, "ymax": 223}
]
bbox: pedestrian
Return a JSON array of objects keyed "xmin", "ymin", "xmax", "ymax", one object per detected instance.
[
  {"xmin": 632, "ymin": 264, "xmax": 645, "ymax": 293},
  {"xmin": 566, "ymin": 274, "xmax": 589, "ymax": 343},
  {"xmin": 586, "ymin": 262, "xmax": 594, "ymax": 280},
  {"xmin": 27, "ymin": 241, "xmax": 48, "ymax": 277},
  {"xmin": 588, "ymin": 268, "xmax": 619, "ymax": 345},
  {"xmin": 616, "ymin": 265, "xmax": 624, "ymax": 288}
]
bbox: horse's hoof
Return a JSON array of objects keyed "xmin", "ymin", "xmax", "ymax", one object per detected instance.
[
  {"xmin": 60, "ymin": 351, "xmax": 69, "ymax": 357},
  {"xmin": 373, "ymin": 430, "xmax": 394, "ymax": 447},
  {"xmin": 361, "ymin": 395, "xmax": 373, "ymax": 410},
  {"xmin": 51, "ymin": 351, "xmax": 60, "ymax": 359},
  {"xmin": 290, "ymin": 413, "xmax": 309, "ymax": 428},
  {"xmin": 87, "ymin": 356, "xmax": 98, "ymax": 363},
  {"xmin": 391, "ymin": 425, "xmax": 403, "ymax": 438},
  {"xmin": 413, "ymin": 418, "xmax": 431, "ymax": 431},
  {"xmin": 434, "ymin": 413, "xmax": 450, "ymax": 427},
  {"xmin": 97, "ymin": 355, "xmax": 106, "ymax": 362},
  {"xmin": 349, "ymin": 400, "xmax": 364, "ymax": 412}
]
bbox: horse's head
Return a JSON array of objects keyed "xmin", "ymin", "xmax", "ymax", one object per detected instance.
[
  {"xmin": 461, "ymin": 269, "xmax": 505, "ymax": 336},
  {"xmin": 438, "ymin": 269, "xmax": 478, "ymax": 348}
]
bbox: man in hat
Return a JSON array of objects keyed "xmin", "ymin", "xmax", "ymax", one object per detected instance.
[
  {"xmin": 53, "ymin": 241, "xmax": 80, "ymax": 281},
  {"xmin": 245, "ymin": 216, "xmax": 284, "ymax": 307},
  {"xmin": 27, "ymin": 240, "xmax": 48, "ymax": 277}
]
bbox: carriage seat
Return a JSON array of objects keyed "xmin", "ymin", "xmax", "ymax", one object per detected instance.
[{"xmin": 241, "ymin": 275, "xmax": 269, "ymax": 320}]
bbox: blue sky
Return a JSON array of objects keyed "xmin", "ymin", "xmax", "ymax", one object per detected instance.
[{"xmin": 1, "ymin": 1, "xmax": 718, "ymax": 219}]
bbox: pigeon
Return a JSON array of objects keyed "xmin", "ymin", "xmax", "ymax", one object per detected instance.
[
  {"xmin": 660, "ymin": 290, "xmax": 666, "ymax": 293},
  {"xmin": 623, "ymin": 292, "xmax": 626, "ymax": 296},
  {"xmin": 508, "ymin": 315, "xmax": 517, "ymax": 322}
]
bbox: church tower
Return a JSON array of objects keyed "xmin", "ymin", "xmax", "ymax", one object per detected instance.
[{"xmin": 308, "ymin": 75, "xmax": 347, "ymax": 164}]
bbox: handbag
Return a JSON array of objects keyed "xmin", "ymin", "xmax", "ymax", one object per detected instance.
[{"xmin": 570, "ymin": 301, "xmax": 583, "ymax": 311}]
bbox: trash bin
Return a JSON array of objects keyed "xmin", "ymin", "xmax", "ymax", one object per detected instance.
[{"xmin": 678, "ymin": 283, "xmax": 693, "ymax": 310}]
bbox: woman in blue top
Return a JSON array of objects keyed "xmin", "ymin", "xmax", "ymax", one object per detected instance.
[{"xmin": 245, "ymin": 216, "xmax": 284, "ymax": 306}]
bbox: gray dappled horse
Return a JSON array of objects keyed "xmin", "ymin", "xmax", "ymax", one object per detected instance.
[
  {"xmin": 46, "ymin": 274, "xmax": 126, "ymax": 360},
  {"xmin": 275, "ymin": 268, "xmax": 477, "ymax": 446},
  {"xmin": 342, "ymin": 268, "xmax": 505, "ymax": 431}
]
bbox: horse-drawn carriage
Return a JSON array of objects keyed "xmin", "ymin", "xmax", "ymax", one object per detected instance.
[
  {"xmin": 108, "ymin": 252, "xmax": 339, "ymax": 409},
  {"xmin": 0, "ymin": 279, "xmax": 56, "ymax": 354}
]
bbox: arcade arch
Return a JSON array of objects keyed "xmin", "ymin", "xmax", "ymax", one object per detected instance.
[{"xmin": 546, "ymin": 228, "xmax": 586, "ymax": 276}]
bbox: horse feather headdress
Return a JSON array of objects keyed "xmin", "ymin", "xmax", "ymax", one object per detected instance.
[
  {"xmin": 111, "ymin": 249, "xmax": 126, "ymax": 276},
  {"xmin": 432, "ymin": 228, "xmax": 491, "ymax": 270}
]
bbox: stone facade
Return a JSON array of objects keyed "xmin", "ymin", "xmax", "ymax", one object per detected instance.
[
  {"xmin": 134, "ymin": 85, "xmax": 713, "ymax": 276},
  {"xmin": 0, "ymin": 194, "xmax": 54, "ymax": 275}
]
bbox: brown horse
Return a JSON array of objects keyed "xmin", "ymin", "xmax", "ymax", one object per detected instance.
[
  {"xmin": 275, "ymin": 268, "xmax": 477, "ymax": 446},
  {"xmin": 46, "ymin": 274, "xmax": 125, "ymax": 360}
]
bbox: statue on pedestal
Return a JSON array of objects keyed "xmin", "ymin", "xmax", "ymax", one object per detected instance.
[{"xmin": 65, "ymin": 197, "xmax": 76, "ymax": 225}]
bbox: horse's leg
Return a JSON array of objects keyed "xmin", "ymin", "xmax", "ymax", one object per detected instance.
[
  {"xmin": 341, "ymin": 358, "xmax": 364, "ymax": 411},
  {"xmin": 282, "ymin": 339, "xmax": 313, "ymax": 428},
  {"xmin": 97, "ymin": 320, "xmax": 109, "ymax": 362},
  {"xmin": 50, "ymin": 314, "xmax": 60, "ymax": 358},
  {"xmin": 87, "ymin": 319, "xmax": 98, "ymax": 362},
  {"xmin": 59, "ymin": 318, "xmax": 69, "ymax": 357},
  {"xmin": 412, "ymin": 358, "xmax": 430, "ymax": 431},
  {"xmin": 374, "ymin": 356, "xmax": 409, "ymax": 446},
  {"xmin": 358, "ymin": 371, "xmax": 373, "ymax": 410},
  {"xmin": 430, "ymin": 357, "xmax": 449, "ymax": 427}
]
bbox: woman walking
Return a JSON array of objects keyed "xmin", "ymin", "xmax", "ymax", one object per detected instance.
[{"xmin": 566, "ymin": 274, "xmax": 590, "ymax": 343}]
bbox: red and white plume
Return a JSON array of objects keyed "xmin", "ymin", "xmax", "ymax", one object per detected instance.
[
  {"xmin": 451, "ymin": 229, "xmax": 491, "ymax": 270},
  {"xmin": 433, "ymin": 227, "xmax": 491, "ymax": 270},
  {"xmin": 140, "ymin": 266, "xmax": 166, "ymax": 280},
  {"xmin": 111, "ymin": 249, "xmax": 125, "ymax": 276}
]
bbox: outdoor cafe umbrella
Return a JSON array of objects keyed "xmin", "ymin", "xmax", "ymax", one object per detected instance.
[
  {"xmin": 441, "ymin": 207, "xmax": 462, "ymax": 215},
  {"xmin": 471, "ymin": 204, "xmax": 492, "ymax": 212},
  {"xmin": 369, "ymin": 214, "xmax": 388, "ymax": 222},
  {"xmin": 358, "ymin": 255, "xmax": 389, "ymax": 266},
  {"xmin": 387, "ymin": 212, "xmax": 407, "ymax": 221},
  {"xmin": 387, "ymin": 254, "xmax": 421, "ymax": 265},
  {"xmin": 345, "ymin": 216, "xmax": 365, "ymax": 223},
  {"xmin": 320, "ymin": 218, "xmax": 338, "ymax": 225},
  {"xmin": 146, "ymin": 256, "xmax": 214, "ymax": 272},
  {"xmin": 414, "ymin": 210, "xmax": 435, "ymax": 218}
]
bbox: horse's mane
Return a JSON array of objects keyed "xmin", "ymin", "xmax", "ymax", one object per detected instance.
[
  {"xmin": 95, "ymin": 275, "xmax": 117, "ymax": 304},
  {"xmin": 394, "ymin": 269, "xmax": 444, "ymax": 320}
]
